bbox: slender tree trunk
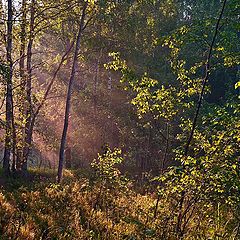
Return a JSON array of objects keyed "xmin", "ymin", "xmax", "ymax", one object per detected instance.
[
  {"xmin": 161, "ymin": 122, "xmax": 169, "ymax": 172},
  {"xmin": 19, "ymin": 0, "xmax": 26, "ymax": 83},
  {"xmin": 57, "ymin": 3, "xmax": 87, "ymax": 183},
  {"xmin": 24, "ymin": 43, "xmax": 74, "ymax": 170},
  {"xmin": 20, "ymin": 1, "xmax": 73, "ymax": 171},
  {"xmin": 184, "ymin": 0, "xmax": 227, "ymax": 156},
  {"xmin": 154, "ymin": 122, "xmax": 169, "ymax": 219},
  {"xmin": 11, "ymin": 97, "xmax": 17, "ymax": 172},
  {"xmin": 22, "ymin": 0, "xmax": 35, "ymax": 172},
  {"xmin": 15, "ymin": 0, "xmax": 27, "ymax": 171},
  {"xmin": 93, "ymin": 49, "xmax": 102, "ymax": 116},
  {"xmin": 3, "ymin": 0, "xmax": 13, "ymax": 176},
  {"xmin": 176, "ymin": 0, "xmax": 228, "ymax": 236}
]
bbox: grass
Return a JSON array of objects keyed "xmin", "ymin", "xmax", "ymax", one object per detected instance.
[{"xmin": 0, "ymin": 167, "xmax": 239, "ymax": 239}]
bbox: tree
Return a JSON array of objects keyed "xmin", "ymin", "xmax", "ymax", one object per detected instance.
[
  {"xmin": 15, "ymin": 0, "xmax": 27, "ymax": 171},
  {"xmin": 57, "ymin": 2, "xmax": 88, "ymax": 183},
  {"xmin": 22, "ymin": 0, "xmax": 36, "ymax": 172},
  {"xmin": 3, "ymin": 0, "xmax": 14, "ymax": 176}
]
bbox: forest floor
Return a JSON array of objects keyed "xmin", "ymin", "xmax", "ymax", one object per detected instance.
[
  {"xmin": 0, "ymin": 168, "xmax": 85, "ymax": 192},
  {"xmin": 0, "ymin": 167, "xmax": 238, "ymax": 239},
  {"xmin": 0, "ymin": 167, "xmax": 161, "ymax": 239}
]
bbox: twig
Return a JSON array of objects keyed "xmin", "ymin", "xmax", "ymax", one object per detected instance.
[{"xmin": 32, "ymin": 41, "xmax": 74, "ymax": 122}]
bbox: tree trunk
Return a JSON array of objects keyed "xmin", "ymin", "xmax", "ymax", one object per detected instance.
[
  {"xmin": 22, "ymin": 0, "xmax": 35, "ymax": 172},
  {"xmin": 15, "ymin": 0, "xmax": 27, "ymax": 171},
  {"xmin": 57, "ymin": 3, "xmax": 87, "ymax": 183},
  {"xmin": 3, "ymin": 0, "xmax": 13, "ymax": 176},
  {"xmin": 176, "ymin": 0, "xmax": 228, "ymax": 236},
  {"xmin": 93, "ymin": 49, "xmax": 102, "ymax": 116}
]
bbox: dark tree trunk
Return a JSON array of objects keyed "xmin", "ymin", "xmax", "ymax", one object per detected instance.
[
  {"xmin": 176, "ymin": 0, "xmax": 228, "ymax": 236},
  {"xmin": 22, "ymin": 0, "xmax": 35, "ymax": 172},
  {"xmin": 93, "ymin": 49, "xmax": 102, "ymax": 116},
  {"xmin": 57, "ymin": 3, "xmax": 87, "ymax": 183},
  {"xmin": 3, "ymin": 0, "xmax": 13, "ymax": 176},
  {"xmin": 20, "ymin": 0, "xmax": 73, "ymax": 172}
]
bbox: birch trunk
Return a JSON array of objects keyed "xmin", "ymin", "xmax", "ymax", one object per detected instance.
[{"xmin": 3, "ymin": 0, "xmax": 13, "ymax": 176}]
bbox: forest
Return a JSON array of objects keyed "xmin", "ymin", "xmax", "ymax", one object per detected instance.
[{"xmin": 0, "ymin": 0, "xmax": 239, "ymax": 239}]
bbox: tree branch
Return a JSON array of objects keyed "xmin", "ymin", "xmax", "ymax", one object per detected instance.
[{"xmin": 184, "ymin": 0, "xmax": 227, "ymax": 156}]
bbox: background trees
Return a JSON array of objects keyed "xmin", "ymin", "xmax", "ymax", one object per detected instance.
[{"xmin": 0, "ymin": 0, "xmax": 238, "ymax": 177}]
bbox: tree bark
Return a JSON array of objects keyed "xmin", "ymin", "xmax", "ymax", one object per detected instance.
[
  {"xmin": 3, "ymin": 0, "xmax": 13, "ymax": 176},
  {"xmin": 22, "ymin": 0, "xmax": 35, "ymax": 172},
  {"xmin": 57, "ymin": 3, "xmax": 87, "ymax": 183},
  {"xmin": 25, "ymin": 42, "xmax": 74, "ymax": 168},
  {"xmin": 15, "ymin": 0, "xmax": 27, "ymax": 171}
]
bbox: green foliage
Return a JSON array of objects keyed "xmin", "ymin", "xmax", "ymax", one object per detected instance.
[
  {"xmin": 106, "ymin": 51, "xmax": 198, "ymax": 123},
  {"xmin": 151, "ymin": 100, "xmax": 240, "ymax": 237},
  {"xmin": 91, "ymin": 148, "xmax": 128, "ymax": 189},
  {"xmin": 102, "ymin": 2, "xmax": 240, "ymax": 238},
  {"xmin": 0, "ymin": 0, "xmax": 239, "ymax": 239},
  {"xmin": 0, "ymin": 61, "xmax": 10, "ymax": 82}
]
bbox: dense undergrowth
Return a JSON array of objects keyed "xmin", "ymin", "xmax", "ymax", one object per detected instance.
[{"xmin": 0, "ymin": 151, "xmax": 239, "ymax": 240}]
